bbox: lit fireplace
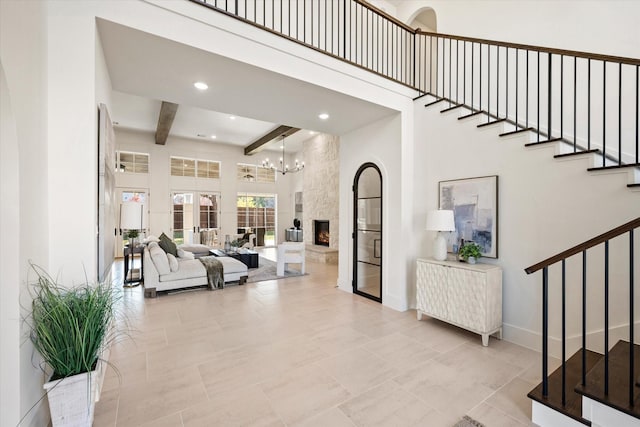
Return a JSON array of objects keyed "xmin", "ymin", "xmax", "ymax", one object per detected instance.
[{"xmin": 314, "ymin": 220, "xmax": 329, "ymax": 247}]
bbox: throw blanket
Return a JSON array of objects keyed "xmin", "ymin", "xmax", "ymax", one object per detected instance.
[{"xmin": 199, "ymin": 256, "xmax": 224, "ymax": 290}]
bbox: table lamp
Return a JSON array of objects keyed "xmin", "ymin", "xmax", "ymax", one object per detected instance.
[{"xmin": 426, "ymin": 209, "xmax": 455, "ymax": 261}]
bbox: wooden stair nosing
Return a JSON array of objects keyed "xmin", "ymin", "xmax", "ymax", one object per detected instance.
[
  {"xmin": 524, "ymin": 138, "xmax": 564, "ymax": 147},
  {"xmin": 528, "ymin": 348, "xmax": 603, "ymax": 426},
  {"xmin": 425, "ymin": 98, "xmax": 446, "ymax": 107},
  {"xmin": 575, "ymin": 340, "xmax": 640, "ymax": 420},
  {"xmin": 587, "ymin": 163, "xmax": 640, "ymax": 172},
  {"xmin": 458, "ymin": 110, "xmax": 485, "ymax": 120},
  {"xmin": 440, "ymin": 104, "xmax": 464, "ymax": 113},
  {"xmin": 477, "ymin": 118, "xmax": 507, "ymax": 128},
  {"xmin": 554, "ymin": 149, "xmax": 600, "ymax": 159},
  {"xmin": 499, "ymin": 127, "xmax": 535, "ymax": 137}
]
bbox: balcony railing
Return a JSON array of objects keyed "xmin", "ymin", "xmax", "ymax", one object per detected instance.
[{"xmin": 190, "ymin": 0, "xmax": 640, "ymax": 170}]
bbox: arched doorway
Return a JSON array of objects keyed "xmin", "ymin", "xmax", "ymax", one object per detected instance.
[
  {"xmin": 352, "ymin": 163, "xmax": 382, "ymax": 302},
  {"xmin": 408, "ymin": 7, "xmax": 437, "ymax": 32}
]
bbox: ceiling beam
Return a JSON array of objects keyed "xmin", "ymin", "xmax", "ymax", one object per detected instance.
[
  {"xmin": 244, "ymin": 125, "xmax": 300, "ymax": 155},
  {"xmin": 155, "ymin": 101, "xmax": 179, "ymax": 145}
]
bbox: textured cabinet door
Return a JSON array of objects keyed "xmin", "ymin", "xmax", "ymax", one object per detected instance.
[
  {"xmin": 416, "ymin": 259, "xmax": 502, "ymax": 346},
  {"xmin": 416, "ymin": 260, "xmax": 448, "ymax": 319}
]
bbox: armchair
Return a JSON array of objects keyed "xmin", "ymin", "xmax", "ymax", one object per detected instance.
[
  {"xmin": 276, "ymin": 242, "xmax": 305, "ymax": 276},
  {"xmin": 230, "ymin": 233, "xmax": 256, "ymax": 249}
]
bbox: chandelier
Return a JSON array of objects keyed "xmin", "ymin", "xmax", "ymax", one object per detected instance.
[{"xmin": 262, "ymin": 135, "xmax": 304, "ymax": 175}]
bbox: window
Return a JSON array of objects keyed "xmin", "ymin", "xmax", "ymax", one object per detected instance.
[
  {"xmin": 172, "ymin": 192, "xmax": 220, "ymax": 245},
  {"xmin": 237, "ymin": 193, "xmax": 277, "ymax": 246},
  {"xmin": 116, "ymin": 151, "xmax": 149, "ymax": 174},
  {"xmin": 237, "ymin": 163, "xmax": 276, "ymax": 183},
  {"xmin": 171, "ymin": 157, "xmax": 220, "ymax": 178}
]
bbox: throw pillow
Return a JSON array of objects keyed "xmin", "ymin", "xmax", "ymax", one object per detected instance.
[
  {"xmin": 149, "ymin": 244, "xmax": 171, "ymax": 275},
  {"xmin": 158, "ymin": 238, "xmax": 178, "ymax": 257},
  {"xmin": 167, "ymin": 253, "xmax": 179, "ymax": 272},
  {"xmin": 177, "ymin": 248, "xmax": 195, "ymax": 260},
  {"xmin": 144, "ymin": 235, "xmax": 160, "ymax": 243},
  {"xmin": 159, "ymin": 232, "xmax": 171, "ymax": 243}
]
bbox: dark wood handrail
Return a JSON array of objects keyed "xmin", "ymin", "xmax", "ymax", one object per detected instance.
[
  {"xmin": 352, "ymin": 0, "xmax": 417, "ymax": 34},
  {"xmin": 416, "ymin": 30, "xmax": 640, "ymax": 66},
  {"xmin": 525, "ymin": 217, "xmax": 640, "ymax": 274}
]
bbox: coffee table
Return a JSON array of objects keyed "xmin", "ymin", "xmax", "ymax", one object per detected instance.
[{"xmin": 210, "ymin": 249, "xmax": 259, "ymax": 269}]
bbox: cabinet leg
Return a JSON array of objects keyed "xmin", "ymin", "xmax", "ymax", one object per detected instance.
[
  {"xmin": 417, "ymin": 310, "xmax": 423, "ymax": 321},
  {"xmin": 482, "ymin": 334, "xmax": 489, "ymax": 347}
]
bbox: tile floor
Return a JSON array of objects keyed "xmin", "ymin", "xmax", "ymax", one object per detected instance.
[{"xmin": 94, "ymin": 252, "xmax": 541, "ymax": 427}]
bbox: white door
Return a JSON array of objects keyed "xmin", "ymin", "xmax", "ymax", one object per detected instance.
[{"xmin": 115, "ymin": 189, "xmax": 148, "ymax": 258}]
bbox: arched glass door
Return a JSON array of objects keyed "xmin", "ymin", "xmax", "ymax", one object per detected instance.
[{"xmin": 353, "ymin": 163, "xmax": 382, "ymax": 302}]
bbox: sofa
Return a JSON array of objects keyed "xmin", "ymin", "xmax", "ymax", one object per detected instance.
[{"xmin": 143, "ymin": 242, "xmax": 248, "ymax": 297}]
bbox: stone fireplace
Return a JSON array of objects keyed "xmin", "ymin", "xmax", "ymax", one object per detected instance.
[{"xmin": 314, "ymin": 220, "xmax": 330, "ymax": 247}]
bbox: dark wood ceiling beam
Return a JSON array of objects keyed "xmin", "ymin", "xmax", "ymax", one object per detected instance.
[
  {"xmin": 155, "ymin": 101, "xmax": 179, "ymax": 145},
  {"xmin": 244, "ymin": 125, "xmax": 300, "ymax": 155}
]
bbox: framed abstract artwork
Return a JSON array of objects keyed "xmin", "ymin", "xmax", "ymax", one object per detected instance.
[{"xmin": 438, "ymin": 175, "xmax": 499, "ymax": 258}]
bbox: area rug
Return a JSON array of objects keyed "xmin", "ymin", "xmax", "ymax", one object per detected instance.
[
  {"xmin": 453, "ymin": 415, "xmax": 485, "ymax": 427},
  {"xmin": 247, "ymin": 257, "xmax": 306, "ymax": 283}
]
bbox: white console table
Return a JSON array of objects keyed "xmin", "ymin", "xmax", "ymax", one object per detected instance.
[{"xmin": 416, "ymin": 258, "xmax": 502, "ymax": 346}]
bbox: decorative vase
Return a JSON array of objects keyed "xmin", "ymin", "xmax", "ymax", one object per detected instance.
[
  {"xmin": 467, "ymin": 256, "xmax": 476, "ymax": 264},
  {"xmin": 224, "ymin": 235, "xmax": 231, "ymax": 252}
]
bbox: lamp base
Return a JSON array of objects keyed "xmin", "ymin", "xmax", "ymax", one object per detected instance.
[{"xmin": 432, "ymin": 233, "xmax": 448, "ymax": 261}]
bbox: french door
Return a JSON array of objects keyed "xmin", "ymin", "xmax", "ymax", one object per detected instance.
[
  {"xmin": 116, "ymin": 189, "xmax": 148, "ymax": 258},
  {"xmin": 353, "ymin": 163, "xmax": 382, "ymax": 302},
  {"xmin": 237, "ymin": 193, "xmax": 276, "ymax": 247},
  {"xmin": 172, "ymin": 191, "xmax": 221, "ymax": 245}
]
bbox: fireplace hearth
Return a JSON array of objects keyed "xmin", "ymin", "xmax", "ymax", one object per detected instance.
[{"xmin": 314, "ymin": 220, "xmax": 329, "ymax": 247}]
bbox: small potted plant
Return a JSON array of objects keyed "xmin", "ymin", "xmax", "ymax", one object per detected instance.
[
  {"xmin": 126, "ymin": 229, "xmax": 140, "ymax": 247},
  {"xmin": 459, "ymin": 241, "xmax": 482, "ymax": 264}
]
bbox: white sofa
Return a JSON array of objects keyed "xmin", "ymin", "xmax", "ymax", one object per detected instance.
[{"xmin": 143, "ymin": 242, "xmax": 248, "ymax": 297}]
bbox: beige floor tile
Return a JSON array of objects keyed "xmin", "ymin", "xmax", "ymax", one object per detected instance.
[
  {"xmin": 467, "ymin": 403, "xmax": 531, "ymax": 427},
  {"xmin": 338, "ymin": 380, "xmax": 436, "ymax": 426},
  {"xmin": 394, "ymin": 359, "xmax": 494, "ymax": 416},
  {"xmin": 95, "ymin": 257, "xmax": 543, "ymax": 426},
  {"xmin": 181, "ymin": 384, "xmax": 283, "ymax": 427},
  {"xmin": 316, "ymin": 347, "xmax": 399, "ymax": 395},
  {"xmin": 400, "ymin": 318, "xmax": 474, "ymax": 353},
  {"xmin": 297, "ymin": 408, "xmax": 356, "ymax": 427},
  {"xmin": 434, "ymin": 342, "xmax": 524, "ymax": 390},
  {"xmin": 93, "ymin": 387, "xmax": 119, "ymax": 427},
  {"xmin": 259, "ymin": 364, "xmax": 351, "ymax": 425},
  {"xmin": 363, "ymin": 332, "xmax": 439, "ymax": 368},
  {"xmin": 310, "ymin": 325, "xmax": 372, "ymax": 356},
  {"xmin": 485, "ymin": 377, "xmax": 536, "ymax": 425},
  {"xmin": 115, "ymin": 366, "xmax": 208, "ymax": 427},
  {"xmin": 138, "ymin": 412, "xmax": 184, "ymax": 427}
]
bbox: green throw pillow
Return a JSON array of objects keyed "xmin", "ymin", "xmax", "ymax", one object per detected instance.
[
  {"xmin": 158, "ymin": 234, "xmax": 178, "ymax": 257},
  {"xmin": 159, "ymin": 232, "xmax": 172, "ymax": 243}
]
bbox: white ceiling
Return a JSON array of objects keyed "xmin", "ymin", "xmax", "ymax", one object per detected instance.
[{"xmin": 98, "ymin": 19, "xmax": 397, "ymax": 155}]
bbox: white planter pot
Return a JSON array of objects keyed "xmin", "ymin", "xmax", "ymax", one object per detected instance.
[{"xmin": 43, "ymin": 364, "xmax": 102, "ymax": 427}]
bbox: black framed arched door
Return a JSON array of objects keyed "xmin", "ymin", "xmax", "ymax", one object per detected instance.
[{"xmin": 352, "ymin": 163, "xmax": 382, "ymax": 302}]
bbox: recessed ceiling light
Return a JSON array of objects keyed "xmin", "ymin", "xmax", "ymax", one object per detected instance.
[
  {"xmin": 280, "ymin": 145, "xmax": 284, "ymax": 149},
  {"xmin": 318, "ymin": 113, "xmax": 330, "ymax": 120},
  {"xmin": 211, "ymin": 135, "xmax": 217, "ymax": 139},
  {"xmin": 193, "ymin": 81, "xmax": 208, "ymax": 90},
  {"xmin": 309, "ymin": 131, "xmax": 316, "ymax": 135},
  {"xmin": 197, "ymin": 133, "xmax": 206, "ymax": 137},
  {"xmin": 229, "ymin": 116, "xmax": 236, "ymax": 120}
]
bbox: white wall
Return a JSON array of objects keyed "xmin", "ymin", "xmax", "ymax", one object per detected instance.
[
  {"xmin": 387, "ymin": 1, "xmax": 639, "ymax": 59},
  {"xmin": 114, "ymin": 129, "xmax": 296, "ymax": 245},
  {"xmin": 339, "ymin": 111, "xmax": 415, "ymax": 311},
  {"xmin": 0, "ymin": 1, "xmax": 51, "ymax": 425},
  {"xmin": 414, "ymin": 103, "xmax": 640, "ymax": 353}
]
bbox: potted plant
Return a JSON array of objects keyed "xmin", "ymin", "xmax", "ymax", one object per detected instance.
[
  {"xmin": 459, "ymin": 241, "xmax": 482, "ymax": 264},
  {"xmin": 126, "ymin": 229, "xmax": 139, "ymax": 247},
  {"xmin": 27, "ymin": 265, "xmax": 121, "ymax": 427}
]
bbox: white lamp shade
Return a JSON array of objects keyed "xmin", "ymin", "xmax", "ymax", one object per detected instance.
[
  {"xmin": 426, "ymin": 209, "xmax": 455, "ymax": 231},
  {"xmin": 120, "ymin": 202, "xmax": 143, "ymax": 230}
]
